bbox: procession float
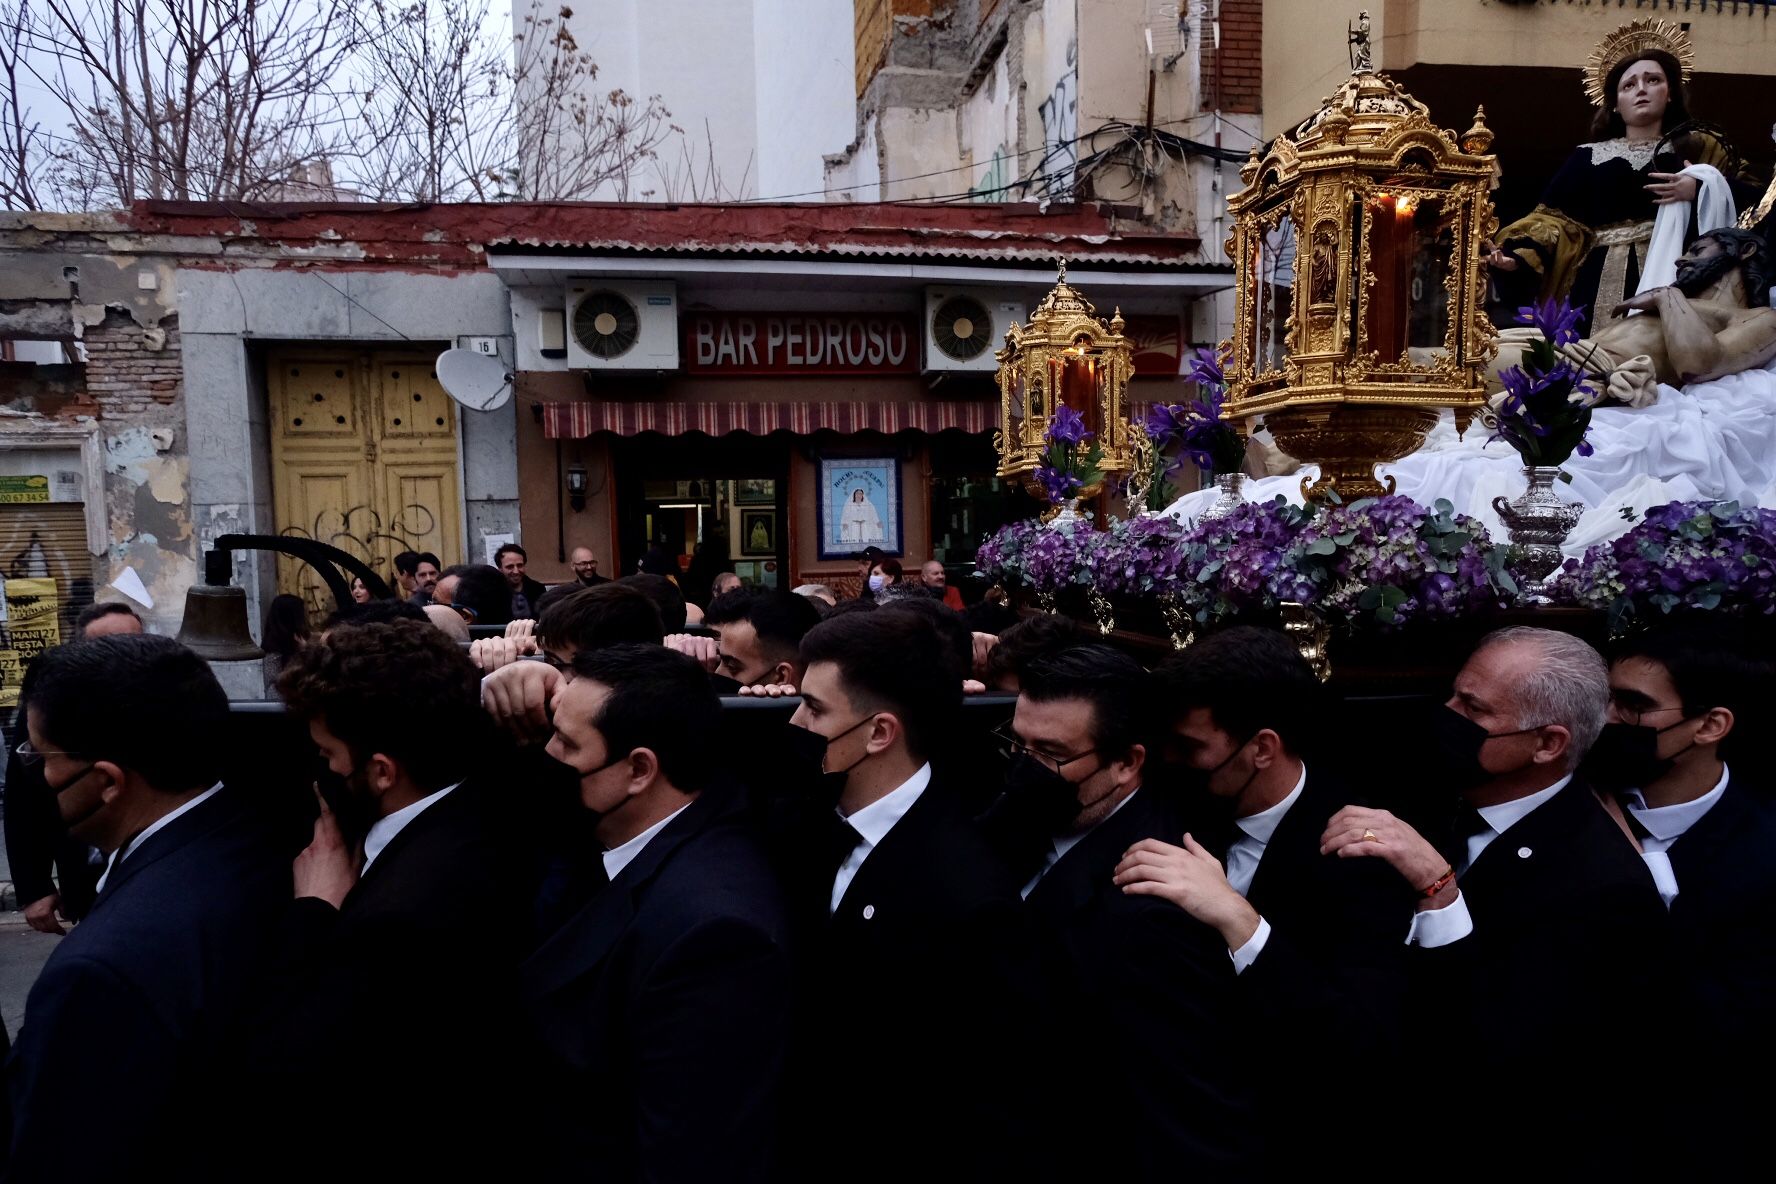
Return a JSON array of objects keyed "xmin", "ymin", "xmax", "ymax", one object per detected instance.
[{"xmin": 984, "ymin": 15, "xmax": 1776, "ymax": 690}]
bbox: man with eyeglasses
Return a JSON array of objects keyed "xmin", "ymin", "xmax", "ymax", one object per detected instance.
[
  {"xmin": 8, "ymin": 635, "xmax": 289, "ymax": 1178},
  {"xmin": 1589, "ymin": 619, "xmax": 1776, "ymax": 1168},
  {"xmin": 978, "ymin": 644, "xmax": 1254, "ymax": 1173}
]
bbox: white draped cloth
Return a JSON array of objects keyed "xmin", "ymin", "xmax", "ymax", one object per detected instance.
[
  {"xmin": 1166, "ymin": 353, "xmax": 1776, "ymax": 558},
  {"xmin": 1636, "ymin": 163, "xmax": 1735, "ymax": 299}
]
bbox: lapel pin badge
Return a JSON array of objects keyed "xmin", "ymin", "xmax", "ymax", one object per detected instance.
[
  {"xmin": 1517, "ymin": 846, "xmax": 1533, "ymax": 859},
  {"xmin": 862, "ymin": 904, "xmax": 876, "ymax": 920}
]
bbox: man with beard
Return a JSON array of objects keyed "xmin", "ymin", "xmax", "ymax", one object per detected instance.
[
  {"xmin": 237, "ymin": 620, "xmax": 526, "ymax": 1177},
  {"xmin": 1488, "ymin": 227, "xmax": 1776, "ymax": 406}
]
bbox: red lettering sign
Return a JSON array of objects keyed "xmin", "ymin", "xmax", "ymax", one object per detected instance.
[{"xmin": 685, "ymin": 312, "xmax": 920, "ymax": 375}]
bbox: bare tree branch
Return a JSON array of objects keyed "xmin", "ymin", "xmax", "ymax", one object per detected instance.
[{"xmin": 0, "ymin": 0, "xmax": 44, "ymax": 209}]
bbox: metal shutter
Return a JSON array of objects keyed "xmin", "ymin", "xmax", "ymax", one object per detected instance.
[{"xmin": 0, "ymin": 503, "xmax": 98, "ymax": 709}]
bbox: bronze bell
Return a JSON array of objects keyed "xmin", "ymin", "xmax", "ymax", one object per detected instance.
[{"xmin": 175, "ymin": 553, "xmax": 263, "ymax": 661}]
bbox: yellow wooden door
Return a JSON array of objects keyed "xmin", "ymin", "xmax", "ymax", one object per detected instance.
[{"xmin": 269, "ymin": 349, "xmax": 462, "ymax": 617}]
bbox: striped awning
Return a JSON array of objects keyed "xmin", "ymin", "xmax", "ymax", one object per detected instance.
[{"xmin": 541, "ymin": 400, "xmax": 998, "ymax": 439}]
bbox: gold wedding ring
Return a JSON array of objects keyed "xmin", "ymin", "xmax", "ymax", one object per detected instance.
[{"xmin": 1361, "ymin": 828, "xmax": 1380, "ymax": 843}]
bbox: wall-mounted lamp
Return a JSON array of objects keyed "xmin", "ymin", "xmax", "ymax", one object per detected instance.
[{"xmin": 566, "ymin": 462, "xmax": 589, "ymax": 512}]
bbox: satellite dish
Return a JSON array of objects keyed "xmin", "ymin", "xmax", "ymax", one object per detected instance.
[{"xmin": 436, "ymin": 348, "xmax": 513, "ymax": 412}]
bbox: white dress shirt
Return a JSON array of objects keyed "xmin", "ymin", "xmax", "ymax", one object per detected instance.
[
  {"xmin": 1019, "ymin": 787, "xmax": 1140, "ymax": 899},
  {"xmin": 1406, "ymin": 774, "xmax": 1573, "ymax": 948},
  {"xmin": 362, "ymin": 781, "xmax": 461, "ymax": 872},
  {"xmin": 1223, "ymin": 764, "xmax": 1308, "ymax": 973},
  {"xmin": 1625, "ymin": 763, "xmax": 1729, "ymax": 908},
  {"xmin": 95, "ymin": 782, "xmax": 224, "ymax": 894},
  {"xmin": 602, "ymin": 802, "xmax": 693, "ymax": 883},
  {"xmin": 830, "ymin": 763, "xmax": 931, "ymax": 914}
]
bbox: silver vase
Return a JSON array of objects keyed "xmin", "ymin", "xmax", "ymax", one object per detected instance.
[
  {"xmin": 1491, "ymin": 466, "xmax": 1583, "ymax": 592},
  {"xmin": 1048, "ymin": 497, "xmax": 1084, "ymax": 533},
  {"xmin": 1195, "ymin": 472, "xmax": 1245, "ymax": 523}
]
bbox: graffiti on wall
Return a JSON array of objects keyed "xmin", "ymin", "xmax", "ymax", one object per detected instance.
[
  {"xmin": 1037, "ymin": 38, "xmax": 1078, "ymax": 194},
  {"xmin": 969, "ymin": 146, "xmax": 1013, "ymax": 202},
  {"xmin": 279, "ymin": 503, "xmax": 438, "ymax": 615}
]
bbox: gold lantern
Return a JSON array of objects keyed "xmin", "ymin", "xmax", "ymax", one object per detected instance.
[
  {"xmin": 1224, "ymin": 25, "xmax": 1498, "ymax": 501},
  {"xmin": 994, "ymin": 261, "xmax": 1137, "ymax": 499}
]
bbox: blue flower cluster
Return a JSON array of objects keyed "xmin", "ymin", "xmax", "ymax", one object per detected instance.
[{"xmin": 1553, "ymin": 500, "xmax": 1776, "ymax": 629}]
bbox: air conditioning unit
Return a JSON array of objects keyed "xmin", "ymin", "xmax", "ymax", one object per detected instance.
[
  {"xmin": 565, "ymin": 281, "xmax": 680, "ymax": 370},
  {"xmin": 922, "ymin": 288, "xmax": 1026, "ymax": 372}
]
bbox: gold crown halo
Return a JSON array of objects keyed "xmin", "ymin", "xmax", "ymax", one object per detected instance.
[{"xmin": 1584, "ymin": 18, "xmax": 1695, "ymax": 109}]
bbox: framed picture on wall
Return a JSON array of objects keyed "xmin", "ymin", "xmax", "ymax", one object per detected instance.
[
  {"xmin": 817, "ymin": 455, "xmax": 902, "ymax": 560},
  {"xmin": 740, "ymin": 509, "xmax": 777, "ymax": 556},
  {"xmin": 734, "ymin": 478, "xmax": 776, "ymax": 505}
]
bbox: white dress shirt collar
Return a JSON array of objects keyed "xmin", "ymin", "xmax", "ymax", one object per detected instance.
[
  {"xmin": 1475, "ymin": 773, "xmax": 1573, "ymax": 839},
  {"xmin": 830, "ymin": 762, "xmax": 931, "ymax": 914},
  {"xmin": 602, "ymin": 802, "xmax": 693, "ymax": 883},
  {"xmin": 362, "ymin": 781, "xmax": 460, "ymax": 872},
  {"xmin": 1625, "ymin": 763, "xmax": 1729, "ymax": 843},
  {"xmin": 96, "ymin": 782, "xmax": 223, "ymax": 894},
  {"xmin": 1234, "ymin": 763, "xmax": 1308, "ymax": 845},
  {"xmin": 1224, "ymin": 764, "xmax": 1308, "ymax": 900}
]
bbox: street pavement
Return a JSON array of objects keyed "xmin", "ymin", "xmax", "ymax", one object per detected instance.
[{"xmin": 0, "ymin": 914, "xmax": 58, "ymax": 1039}]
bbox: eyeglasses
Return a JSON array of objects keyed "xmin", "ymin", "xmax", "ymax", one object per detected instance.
[
  {"xmin": 15, "ymin": 739, "xmax": 90, "ymax": 767},
  {"xmin": 991, "ymin": 724, "xmax": 1099, "ymax": 775},
  {"xmin": 1608, "ymin": 696, "xmax": 1687, "ymax": 728}
]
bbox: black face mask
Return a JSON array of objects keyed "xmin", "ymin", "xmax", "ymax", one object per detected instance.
[
  {"xmin": 1423, "ymin": 705, "xmax": 1545, "ymax": 794},
  {"xmin": 1205, "ymin": 734, "xmax": 1259, "ymax": 801},
  {"xmin": 1582, "ymin": 718, "xmax": 1697, "ymax": 794},
  {"xmin": 315, "ymin": 761, "xmax": 378, "ymax": 845},
  {"xmin": 1003, "ymin": 752, "xmax": 1091, "ymax": 832},
  {"xmin": 50, "ymin": 763, "xmax": 104, "ymax": 831},
  {"xmin": 784, "ymin": 715, "xmax": 875, "ymax": 808}
]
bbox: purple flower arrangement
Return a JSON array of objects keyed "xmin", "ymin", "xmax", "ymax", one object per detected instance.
[
  {"xmin": 1174, "ymin": 497, "xmax": 1318, "ymax": 624},
  {"xmin": 1488, "ymin": 297, "xmax": 1598, "ymax": 469},
  {"xmin": 1144, "ymin": 348, "xmax": 1246, "ymax": 483},
  {"xmin": 974, "ymin": 520, "xmax": 1044, "ymax": 584},
  {"xmin": 1034, "ymin": 404, "xmax": 1104, "ymax": 506},
  {"xmin": 1269, "ymin": 495, "xmax": 1518, "ymax": 628},
  {"xmin": 1087, "ymin": 515, "xmax": 1191, "ymax": 599},
  {"xmin": 1551, "ymin": 500, "xmax": 1776, "ymax": 629},
  {"xmin": 975, "ymin": 519, "xmax": 1091, "ymax": 593}
]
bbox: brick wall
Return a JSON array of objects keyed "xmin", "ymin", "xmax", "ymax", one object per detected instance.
[
  {"xmin": 1202, "ymin": 0, "xmax": 1262, "ymax": 116},
  {"xmin": 81, "ymin": 310, "xmax": 182, "ymax": 420}
]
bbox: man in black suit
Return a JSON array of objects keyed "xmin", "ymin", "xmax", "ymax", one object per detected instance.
[
  {"xmin": 1320, "ymin": 626, "xmax": 1672, "ymax": 1171},
  {"xmin": 4, "ymin": 602, "xmax": 144, "ymax": 935},
  {"xmin": 523, "ymin": 644, "xmax": 792, "ymax": 1179},
  {"xmin": 983, "ymin": 645, "xmax": 1252, "ymax": 1172},
  {"xmin": 1592, "ymin": 619, "xmax": 1776, "ymax": 1161},
  {"xmin": 7, "ymin": 635, "xmax": 289, "ymax": 1178},
  {"xmin": 1111, "ymin": 627, "xmax": 1416, "ymax": 1167},
  {"xmin": 782, "ymin": 610, "xmax": 1041, "ymax": 1180},
  {"xmin": 238, "ymin": 619, "xmax": 526, "ymax": 1176}
]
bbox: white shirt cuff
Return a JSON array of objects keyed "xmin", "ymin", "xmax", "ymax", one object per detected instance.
[
  {"xmin": 1229, "ymin": 916, "xmax": 1272, "ymax": 975},
  {"xmin": 1405, "ymin": 890, "xmax": 1473, "ymax": 948}
]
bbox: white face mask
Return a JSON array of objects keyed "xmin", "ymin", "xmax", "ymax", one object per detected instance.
[{"xmin": 867, "ymin": 574, "xmax": 887, "ymax": 592}]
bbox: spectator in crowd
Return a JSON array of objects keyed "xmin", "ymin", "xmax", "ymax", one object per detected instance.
[
  {"xmin": 712, "ymin": 571, "xmax": 743, "ymax": 598},
  {"xmin": 983, "ymin": 645, "xmax": 1252, "ymax": 1172},
  {"xmin": 639, "ymin": 540, "xmax": 678, "ymax": 581},
  {"xmin": 524, "ymin": 645, "xmax": 792, "ymax": 1178},
  {"xmin": 9, "ymin": 636, "xmax": 289, "ymax": 1178},
  {"xmin": 394, "ymin": 551, "xmax": 442, "ymax": 604},
  {"xmin": 322, "ymin": 598, "xmax": 428, "ymax": 634},
  {"xmin": 5, "ymin": 602, "xmax": 148, "ymax": 937},
  {"xmin": 1316, "ymin": 626, "xmax": 1672, "ymax": 1173},
  {"xmin": 453, "ymin": 563, "xmax": 516, "ymax": 627},
  {"xmin": 1592, "ymin": 619, "xmax": 1776, "ymax": 1164},
  {"xmin": 497, "ymin": 543, "xmax": 548, "ymax": 619},
  {"xmin": 241, "ymin": 620, "xmax": 525, "ymax": 1176},
  {"xmin": 862, "ymin": 557, "xmax": 904, "ymax": 602},
  {"xmin": 431, "ymin": 563, "xmax": 473, "ymax": 608},
  {"xmin": 569, "ymin": 546, "xmax": 608, "ymax": 587},
  {"xmin": 348, "ymin": 575, "xmax": 372, "ymax": 606},
  {"xmin": 852, "ymin": 546, "xmax": 884, "ymax": 596},
  {"xmin": 683, "ymin": 588, "xmax": 821, "ymax": 692},
  {"xmin": 260, "ymin": 593, "xmax": 310, "ymax": 696},
  {"xmin": 980, "ymin": 613, "xmax": 1085, "ymax": 692},
  {"xmin": 781, "ymin": 610, "xmax": 1042, "ymax": 1179},
  {"xmin": 919, "ymin": 560, "xmax": 964, "ymax": 611},
  {"xmin": 423, "ymin": 602, "xmax": 470, "ymax": 643},
  {"xmin": 792, "ymin": 583, "xmax": 837, "ymax": 608},
  {"xmin": 1115, "ymin": 627, "xmax": 1417, "ymax": 1170},
  {"xmin": 619, "ymin": 572, "xmax": 687, "ymax": 632}
]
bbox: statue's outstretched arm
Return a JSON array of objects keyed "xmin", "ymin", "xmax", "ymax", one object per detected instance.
[{"xmin": 1691, "ymin": 309, "xmax": 1776, "ymax": 384}]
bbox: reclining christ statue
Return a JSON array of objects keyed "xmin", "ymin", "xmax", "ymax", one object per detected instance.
[{"xmin": 1489, "ymin": 227, "xmax": 1776, "ymax": 407}]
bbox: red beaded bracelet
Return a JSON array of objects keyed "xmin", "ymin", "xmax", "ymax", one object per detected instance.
[{"xmin": 1420, "ymin": 866, "xmax": 1457, "ymax": 898}]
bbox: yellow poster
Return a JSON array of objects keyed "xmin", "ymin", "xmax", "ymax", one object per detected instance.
[{"xmin": 0, "ymin": 577, "xmax": 60, "ymax": 709}]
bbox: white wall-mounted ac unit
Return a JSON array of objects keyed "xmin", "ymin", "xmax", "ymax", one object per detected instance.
[
  {"xmin": 565, "ymin": 281, "xmax": 680, "ymax": 370},
  {"xmin": 922, "ymin": 288, "xmax": 1026, "ymax": 372}
]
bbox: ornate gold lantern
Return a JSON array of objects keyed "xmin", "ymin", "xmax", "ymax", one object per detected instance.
[
  {"xmin": 994, "ymin": 261, "xmax": 1137, "ymax": 498},
  {"xmin": 1224, "ymin": 25, "xmax": 1498, "ymax": 501}
]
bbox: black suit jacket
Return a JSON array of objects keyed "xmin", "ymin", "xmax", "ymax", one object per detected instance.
[
  {"xmin": 1235, "ymin": 772, "xmax": 1418, "ymax": 1164},
  {"xmin": 233, "ymin": 779, "xmax": 525, "ymax": 1177},
  {"xmin": 786, "ymin": 773, "xmax": 1045, "ymax": 1182},
  {"xmin": 7, "ymin": 787, "xmax": 288, "ymax": 1181},
  {"xmin": 1022, "ymin": 786, "xmax": 1254, "ymax": 1173},
  {"xmin": 522, "ymin": 788, "xmax": 792, "ymax": 1180},
  {"xmin": 1409, "ymin": 779, "xmax": 1673, "ymax": 1170}
]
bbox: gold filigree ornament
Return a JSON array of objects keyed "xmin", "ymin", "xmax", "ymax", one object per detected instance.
[
  {"xmin": 1087, "ymin": 589, "xmax": 1116, "ymax": 636},
  {"xmin": 1583, "ymin": 18, "xmax": 1694, "ymax": 110}
]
